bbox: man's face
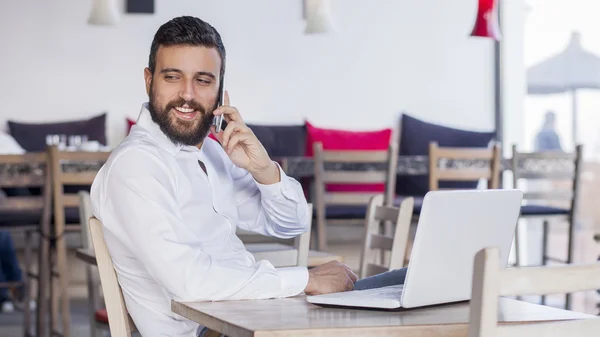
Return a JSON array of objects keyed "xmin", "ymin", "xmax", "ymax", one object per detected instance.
[{"xmin": 144, "ymin": 45, "xmax": 221, "ymax": 146}]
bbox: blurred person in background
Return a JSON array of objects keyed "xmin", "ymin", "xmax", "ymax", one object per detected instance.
[{"xmin": 535, "ymin": 111, "xmax": 563, "ymax": 152}]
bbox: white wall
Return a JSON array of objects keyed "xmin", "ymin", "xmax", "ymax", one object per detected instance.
[
  {"xmin": 501, "ymin": 0, "xmax": 527, "ymax": 157},
  {"xmin": 0, "ymin": 0, "xmax": 501, "ymax": 147}
]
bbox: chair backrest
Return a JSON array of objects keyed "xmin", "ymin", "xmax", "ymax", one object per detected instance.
[
  {"xmin": 468, "ymin": 247, "xmax": 600, "ymax": 337},
  {"xmin": 88, "ymin": 217, "xmax": 135, "ymax": 337},
  {"xmin": 0, "ymin": 152, "xmax": 52, "ymax": 224},
  {"xmin": 428, "ymin": 141, "xmax": 501, "ymax": 191},
  {"xmin": 359, "ymin": 195, "xmax": 414, "ymax": 278},
  {"xmin": 78, "ymin": 191, "xmax": 94, "ymax": 249},
  {"xmin": 511, "ymin": 144, "xmax": 583, "ymax": 214},
  {"xmin": 49, "ymin": 145, "xmax": 110, "ymax": 237},
  {"xmin": 313, "ymin": 141, "xmax": 399, "ymax": 209},
  {"xmin": 294, "ymin": 203, "xmax": 312, "ymax": 267}
]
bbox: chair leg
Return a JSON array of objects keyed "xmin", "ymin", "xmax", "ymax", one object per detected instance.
[
  {"xmin": 565, "ymin": 217, "xmax": 576, "ymax": 310},
  {"xmin": 23, "ymin": 230, "xmax": 33, "ymax": 337},
  {"xmin": 541, "ymin": 219, "xmax": 549, "ymax": 305},
  {"xmin": 514, "ymin": 224, "xmax": 521, "ymax": 267},
  {"xmin": 55, "ymin": 234, "xmax": 71, "ymax": 337},
  {"xmin": 87, "ymin": 266, "xmax": 99, "ymax": 337},
  {"xmin": 36, "ymin": 231, "xmax": 50, "ymax": 337},
  {"xmin": 316, "ymin": 217, "xmax": 327, "ymax": 251},
  {"xmin": 50, "ymin": 249, "xmax": 59, "ymax": 336}
]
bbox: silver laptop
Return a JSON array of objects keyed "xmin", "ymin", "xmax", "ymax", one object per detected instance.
[{"xmin": 306, "ymin": 189, "xmax": 523, "ymax": 309}]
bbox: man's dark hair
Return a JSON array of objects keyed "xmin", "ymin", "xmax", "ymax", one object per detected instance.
[{"xmin": 148, "ymin": 16, "xmax": 226, "ymax": 79}]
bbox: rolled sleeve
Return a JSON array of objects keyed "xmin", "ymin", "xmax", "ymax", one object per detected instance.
[
  {"xmin": 276, "ymin": 266, "xmax": 309, "ymax": 297},
  {"xmin": 234, "ymin": 161, "xmax": 309, "ymax": 239}
]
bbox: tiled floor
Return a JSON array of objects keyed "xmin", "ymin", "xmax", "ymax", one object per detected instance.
[{"xmin": 1, "ymin": 224, "xmax": 599, "ymax": 336}]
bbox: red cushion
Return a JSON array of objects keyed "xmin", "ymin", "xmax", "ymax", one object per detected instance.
[
  {"xmin": 126, "ymin": 118, "xmax": 136, "ymax": 134},
  {"xmin": 95, "ymin": 308, "xmax": 109, "ymax": 324},
  {"xmin": 305, "ymin": 121, "xmax": 392, "ymax": 192}
]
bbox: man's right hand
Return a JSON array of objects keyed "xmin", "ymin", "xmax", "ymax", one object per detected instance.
[{"xmin": 304, "ymin": 261, "xmax": 358, "ymax": 295}]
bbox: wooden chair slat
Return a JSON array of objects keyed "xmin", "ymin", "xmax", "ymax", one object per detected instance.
[
  {"xmin": 59, "ymin": 172, "xmax": 100, "ymax": 185},
  {"xmin": 62, "ymin": 194, "xmax": 81, "ymax": 208},
  {"xmin": 523, "ymin": 191, "xmax": 573, "ymax": 201},
  {"xmin": 430, "ymin": 147, "xmax": 495, "ymax": 160},
  {"xmin": 499, "ymin": 263, "xmax": 600, "ymax": 296},
  {"xmin": 0, "ymin": 175, "xmax": 46, "ymax": 187},
  {"xmin": 516, "ymin": 172, "xmax": 575, "ymax": 180},
  {"xmin": 321, "ymin": 150, "xmax": 389, "ymax": 163},
  {"xmin": 369, "ymin": 234, "xmax": 394, "ymax": 251},
  {"xmin": 325, "ymin": 192, "xmax": 378, "ymax": 205},
  {"xmin": 513, "ymin": 151, "xmax": 576, "ymax": 160},
  {"xmin": 55, "ymin": 151, "xmax": 110, "ymax": 162},
  {"xmin": 0, "ymin": 196, "xmax": 44, "ymax": 211},
  {"xmin": 436, "ymin": 169, "xmax": 493, "ymax": 181},
  {"xmin": 0, "ymin": 152, "xmax": 47, "ymax": 164},
  {"xmin": 323, "ymin": 171, "xmax": 387, "ymax": 184},
  {"xmin": 373, "ymin": 206, "xmax": 400, "ymax": 222}
]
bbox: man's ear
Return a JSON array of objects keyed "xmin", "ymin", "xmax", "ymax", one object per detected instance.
[{"xmin": 144, "ymin": 67, "xmax": 152, "ymax": 96}]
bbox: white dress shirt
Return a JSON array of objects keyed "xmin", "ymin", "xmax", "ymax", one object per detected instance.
[{"xmin": 90, "ymin": 104, "xmax": 310, "ymax": 337}]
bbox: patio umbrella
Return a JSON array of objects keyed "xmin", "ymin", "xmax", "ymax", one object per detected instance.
[{"xmin": 527, "ymin": 31, "xmax": 600, "ymax": 146}]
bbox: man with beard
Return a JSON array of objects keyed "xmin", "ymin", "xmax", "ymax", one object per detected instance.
[{"xmin": 90, "ymin": 16, "xmax": 358, "ymax": 337}]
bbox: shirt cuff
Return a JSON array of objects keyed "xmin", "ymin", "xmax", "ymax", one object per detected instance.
[
  {"xmin": 276, "ymin": 266, "xmax": 309, "ymax": 298},
  {"xmin": 254, "ymin": 162, "xmax": 299, "ymax": 202}
]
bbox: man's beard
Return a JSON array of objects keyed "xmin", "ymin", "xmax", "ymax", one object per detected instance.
[{"xmin": 148, "ymin": 83, "xmax": 215, "ymax": 146}]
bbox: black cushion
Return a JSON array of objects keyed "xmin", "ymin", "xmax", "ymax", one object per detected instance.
[
  {"xmin": 247, "ymin": 124, "xmax": 306, "ymax": 157},
  {"xmin": 312, "ymin": 205, "xmax": 368, "ymax": 219},
  {"xmin": 0, "ymin": 207, "xmax": 80, "ymax": 227},
  {"xmin": 520, "ymin": 204, "xmax": 569, "ymax": 216},
  {"xmin": 8, "ymin": 113, "xmax": 107, "ymax": 152},
  {"xmin": 396, "ymin": 114, "xmax": 496, "ymax": 196}
]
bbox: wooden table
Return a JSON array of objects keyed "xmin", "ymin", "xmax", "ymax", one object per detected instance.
[
  {"xmin": 76, "ymin": 248, "xmax": 343, "ymax": 268},
  {"xmin": 171, "ymin": 295, "xmax": 595, "ymax": 337}
]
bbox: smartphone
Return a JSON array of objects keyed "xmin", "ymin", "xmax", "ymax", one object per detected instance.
[{"xmin": 212, "ymin": 77, "xmax": 226, "ymax": 132}]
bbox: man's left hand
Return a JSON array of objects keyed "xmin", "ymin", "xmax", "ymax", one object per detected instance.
[{"xmin": 210, "ymin": 91, "xmax": 280, "ymax": 185}]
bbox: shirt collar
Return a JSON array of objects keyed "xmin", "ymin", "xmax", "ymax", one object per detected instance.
[{"xmin": 135, "ymin": 103, "xmax": 201, "ymax": 156}]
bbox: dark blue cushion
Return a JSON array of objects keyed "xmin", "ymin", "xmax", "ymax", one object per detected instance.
[
  {"xmin": 0, "ymin": 207, "xmax": 80, "ymax": 227},
  {"xmin": 312, "ymin": 205, "xmax": 368, "ymax": 219},
  {"xmin": 8, "ymin": 113, "xmax": 107, "ymax": 152},
  {"xmin": 520, "ymin": 204, "xmax": 569, "ymax": 216},
  {"xmin": 396, "ymin": 114, "xmax": 496, "ymax": 196},
  {"xmin": 395, "ymin": 196, "xmax": 423, "ymax": 216},
  {"xmin": 247, "ymin": 124, "xmax": 306, "ymax": 157}
]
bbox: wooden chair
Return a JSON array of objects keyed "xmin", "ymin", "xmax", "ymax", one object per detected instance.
[
  {"xmin": 468, "ymin": 246, "xmax": 600, "ymax": 337},
  {"xmin": 88, "ymin": 216, "xmax": 220, "ymax": 337},
  {"xmin": 78, "ymin": 191, "xmax": 109, "ymax": 337},
  {"xmin": 0, "ymin": 152, "xmax": 52, "ymax": 337},
  {"xmin": 359, "ymin": 195, "xmax": 413, "ymax": 278},
  {"xmin": 88, "ymin": 217, "xmax": 137, "ymax": 337},
  {"xmin": 511, "ymin": 144, "xmax": 583, "ymax": 309},
  {"xmin": 313, "ymin": 141, "xmax": 399, "ymax": 251},
  {"xmin": 243, "ymin": 204, "xmax": 313, "ymax": 267},
  {"xmin": 428, "ymin": 141, "xmax": 501, "ymax": 191},
  {"xmin": 48, "ymin": 146, "xmax": 110, "ymax": 337}
]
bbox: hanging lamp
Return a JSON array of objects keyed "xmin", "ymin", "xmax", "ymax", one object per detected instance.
[{"xmin": 470, "ymin": 0, "xmax": 501, "ymax": 40}]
